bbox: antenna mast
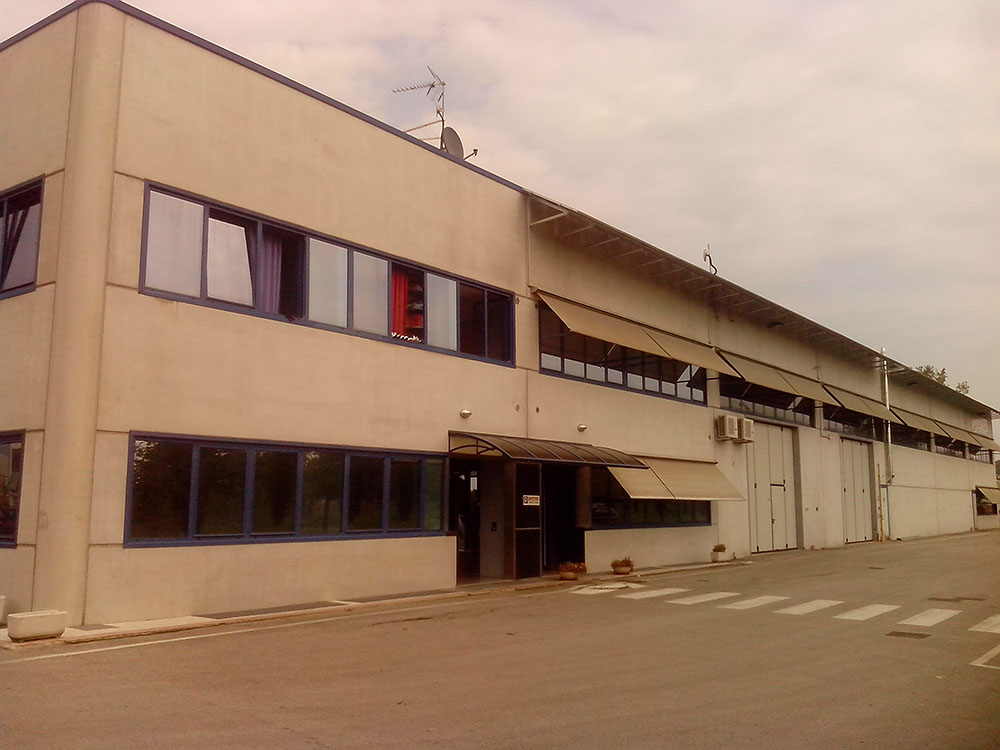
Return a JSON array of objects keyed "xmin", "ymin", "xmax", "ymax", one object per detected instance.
[{"xmin": 393, "ymin": 66, "xmax": 447, "ymax": 141}]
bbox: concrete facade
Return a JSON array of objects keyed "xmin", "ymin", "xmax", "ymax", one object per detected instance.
[{"xmin": 0, "ymin": 1, "xmax": 997, "ymax": 626}]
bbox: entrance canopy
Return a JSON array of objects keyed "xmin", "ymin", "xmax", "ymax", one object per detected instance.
[
  {"xmin": 448, "ymin": 431, "xmax": 647, "ymax": 468},
  {"xmin": 610, "ymin": 457, "xmax": 745, "ymax": 502}
]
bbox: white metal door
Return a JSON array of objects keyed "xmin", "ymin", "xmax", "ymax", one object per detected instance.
[
  {"xmin": 840, "ymin": 438, "xmax": 873, "ymax": 543},
  {"xmin": 748, "ymin": 423, "xmax": 798, "ymax": 552}
]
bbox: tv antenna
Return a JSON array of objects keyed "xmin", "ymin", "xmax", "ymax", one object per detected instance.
[
  {"xmin": 393, "ymin": 66, "xmax": 477, "ymax": 160},
  {"xmin": 703, "ymin": 244, "xmax": 718, "ymax": 275}
]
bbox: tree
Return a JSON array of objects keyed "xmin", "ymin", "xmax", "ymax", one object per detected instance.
[{"xmin": 915, "ymin": 364, "xmax": 970, "ymax": 395}]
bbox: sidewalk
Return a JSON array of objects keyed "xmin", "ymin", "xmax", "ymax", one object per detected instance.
[{"xmin": 0, "ymin": 559, "xmax": 748, "ymax": 648}]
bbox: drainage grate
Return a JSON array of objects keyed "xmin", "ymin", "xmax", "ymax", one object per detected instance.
[
  {"xmin": 928, "ymin": 596, "xmax": 985, "ymax": 603},
  {"xmin": 886, "ymin": 631, "xmax": 930, "ymax": 640}
]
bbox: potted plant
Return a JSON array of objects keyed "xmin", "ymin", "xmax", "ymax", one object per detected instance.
[
  {"xmin": 558, "ymin": 562, "xmax": 586, "ymax": 581},
  {"xmin": 711, "ymin": 543, "xmax": 727, "ymax": 562},
  {"xmin": 611, "ymin": 556, "xmax": 633, "ymax": 575}
]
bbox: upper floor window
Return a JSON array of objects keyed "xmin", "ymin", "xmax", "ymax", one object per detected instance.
[
  {"xmin": 720, "ymin": 374, "xmax": 812, "ymax": 426},
  {"xmin": 0, "ymin": 182, "xmax": 42, "ymax": 297},
  {"xmin": 538, "ymin": 303, "xmax": 705, "ymax": 404},
  {"xmin": 0, "ymin": 434, "xmax": 24, "ymax": 545},
  {"xmin": 142, "ymin": 187, "xmax": 513, "ymax": 364}
]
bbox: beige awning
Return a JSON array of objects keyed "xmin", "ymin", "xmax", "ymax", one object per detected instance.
[
  {"xmin": 825, "ymin": 386, "xmax": 901, "ymax": 423},
  {"xmin": 643, "ymin": 457, "xmax": 745, "ymax": 502},
  {"xmin": 779, "ymin": 371, "xmax": 839, "ymax": 405},
  {"xmin": 448, "ymin": 431, "xmax": 647, "ymax": 468},
  {"xmin": 721, "ymin": 353, "xmax": 795, "ymax": 394},
  {"xmin": 936, "ymin": 423, "xmax": 982, "ymax": 447},
  {"xmin": 973, "ymin": 434, "xmax": 1000, "ymax": 451},
  {"xmin": 608, "ymin": 466, "xmax": 674, "ymax": 500},
  {"xmin": 892, "ymin": 408, "xmax": 945, "ymax": 436},
  {"xmin": 536, "ymin": 292, "xmax": 663, "ymax": 358},
  {"xmin": 977, "ymin": 486, "xmax": 1000, "ymax": 504},
  {"xmin": 641, "ymin": 328, "xmax": 738, "ymax": 376}
]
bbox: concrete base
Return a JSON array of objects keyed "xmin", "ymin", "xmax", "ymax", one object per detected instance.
[{"xmin": 7, "ymin": 610, "xmax": 68, "ymax": 642}]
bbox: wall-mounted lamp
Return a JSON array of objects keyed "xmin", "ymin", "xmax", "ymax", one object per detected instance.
[
  {"xmin": 577, "ymin": 424, "xmax": 587, "ymax": 432},
  {"xmin": 459, "ymin": 409, "xmax": 473, "ymax": 419}
]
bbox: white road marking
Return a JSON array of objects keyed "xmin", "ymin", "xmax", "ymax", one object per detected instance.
[
  {"xmin": 618, "ymin": 587, "xmax": 690, "ymax": 600},
  {"xmin": 775, "ymin": 599, "xmax": 843, "ymax": 615},
  {"xmin": 666, "ymin": 592, "xmax": 741, "ymax": 605},
  {"xmin": 571, "ymin": 582, "xmax": 645, "ymax": 595},
  {"xmin": 970, "ymin": 615, "xmax": 1000, "ymax": 634},
  {"xmin": 970, "ymin": 642, "xmax": 1000, "ymax": 670},
  {"xmin": 897, "ymin": 609, "xmax": 961, "ymax": 627},
  {"xmin": 718, "ymin": 595, "xmax": 790, "ymax": 610},
  {"xmin": 834, "ymin": 604, "xmax": 900, "ymax": 621}
]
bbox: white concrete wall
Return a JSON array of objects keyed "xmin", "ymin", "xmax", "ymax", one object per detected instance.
[{"xmin": 585, "ymin": 525, "xmax": 718, "ymax": 572}]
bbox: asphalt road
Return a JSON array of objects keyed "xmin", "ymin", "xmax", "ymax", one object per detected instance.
[{"xmin": 2, "ymin": 532, "xmax": 999, "ymax": 749}]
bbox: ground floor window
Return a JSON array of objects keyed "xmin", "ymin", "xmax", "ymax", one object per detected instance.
[
  {"xmin": 590, "ymin": 468, "xmax": 710, "ymax": 527},
  {"xmin": 0, "ymin": 434, "xmax": 24, "ymax": 544},
  {"xmin": 127, "ymin": 435, "xmax": 445, "ymax": 544}
]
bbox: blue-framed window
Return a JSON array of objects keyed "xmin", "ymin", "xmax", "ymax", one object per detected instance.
[
  {"xmin": 127, "ymin": 435, "xmax": 446, "ymax": 545},
  {"xmin": 538, "ymin": 303, "xmax": 705, "ymax": 404},
  {"xmin": 0, "ymin": 434, "xmax": 24, "ymax": 545},
  {"xmin": 590, "ymin": 467, "xmax": 711, "ymax": 528},
  {"xmin": 0, "ymin": 181, "xmax": 42, "ymax": 298},
  {"xmin": 140, "ymin": 185, "xmax": 514, "ymax": 364}
]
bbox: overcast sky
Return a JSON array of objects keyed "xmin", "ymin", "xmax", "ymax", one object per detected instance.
[{"xmin": 3, "ymin": 0, "xmax": 998, "ymax": 411}]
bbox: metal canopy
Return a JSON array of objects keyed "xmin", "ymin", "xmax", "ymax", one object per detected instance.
[{"xmin": 448, "ymin": 432, "xmax": 647, "ymax": 468}]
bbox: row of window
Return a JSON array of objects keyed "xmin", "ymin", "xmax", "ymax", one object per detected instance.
[
  {"xmin": 538, "ymin": 304, "xmax": 707, "ymax": 404},
  {"xmin": 142, "ymin": 187, "xmax": 514, "ymax": 363},
  {"xmin": 128, "ymin": 437, "xmax": 445, "ymax": 544},
  {"xmin": 720, "ymin": 376, "xmax": 813, "ymax": 426},
  {"xmin": 591, "ymin": 468, "xmax": 711, "ymax": 527},
  {"xmin": 0, "ymin": 435, "xmax": 23, "ymax": 545},
  {"xmin": 0, "ymin": 182, "xmax": 42, "ymax": 298}
]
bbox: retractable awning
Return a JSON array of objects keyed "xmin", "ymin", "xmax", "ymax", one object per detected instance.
[
  {"xmin": 977, "ymin": 486, "xmax": 1000, "ymax": 504},
  {"xmin": 536, "ymin": 292, "xmax": 663, "ymax": 358},
  {"xmin": 778, "ymin": 370, "xmax": 839, "ymax": 406},
  {"xmin": 610, "ymin": 458, "xmax": 745, "ymax": 502},
  {"xmin": 825, "ymin": 386, "xmax": 902, "ymax": 424},
  {"xmin": 721, "ymin": 353, "xmax": 795, "ymax": 394},
  {"xmin": 973, "ymin": 434, "xmax": 1000, "ymax": 451},
  {"xmin": 936, "ymin": 422, "xmax": 984, "ymax": 447},
  {"xmin": 537, "ymin": 292, "xmax": 737, "ymax": 375},
  {"xmin": 448, "ymin": 432, "xmax": 647, "ymax": 468},
  {"xmin": 892, "ymin": 408, "xmax": 946, "ymax": 436}
]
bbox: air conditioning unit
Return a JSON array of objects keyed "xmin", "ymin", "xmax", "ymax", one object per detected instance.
[
  {"xmin": 716, "ymin": 414, "xmax": 739, "ymax": 440},
  {"xmin": 736, "ymin": 417, "xmax": 755, "ymax": 443}
]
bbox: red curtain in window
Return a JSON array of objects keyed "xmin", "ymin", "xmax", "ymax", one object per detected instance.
[{"xmin": 391, "ymin": 269, "xmax": 409, "ymax": 336}]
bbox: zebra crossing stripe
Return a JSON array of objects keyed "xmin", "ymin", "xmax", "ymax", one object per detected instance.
[
  {"xmin": 970, "ymin": 615, "xmax": 1000, "ymax": 634},
  {"xmin": 897, "ymin": 609, "xmax": 961, "ymax": 627},
  {"xmin": 718, "ymin": 595, "xmax": 790, "ymax": 610},
  {"xmin": 618, "ymin": 587, "xmax": 690, "ymax": 600},
  {"xmin": 834, "ymin": 604, "xmax": 900, "ymax": 621},
  {"xmin": 775, "ymin": 599, "xmax": 843, "ymax": 615},
  {"xmin": 666, "ymin": 592, "xmax": 741, "ymax": 605}
]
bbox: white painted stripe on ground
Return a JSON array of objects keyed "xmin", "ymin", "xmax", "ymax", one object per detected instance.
[
  {"xmin": 572, "ymin": 588, "xmax": 617, "ymax": 595},
  {"xmin": 970, "ymin": 615, "xmax": 1000, "ymax": 634},
  {"xmin": 666, "ymin": 592, "xmax": 741, "ymax": 605},
  {"xmin": 718, "ymin": 595, "xmax": 790, "ymax": 610},
  {"xmin": 618, "ymin": 587, "xmax": 690, "ymax": 600},
  {"xmin": 775, "ymin": 599, "xmax": 843, "ymax": 615},
  {"xmin": 970, "ymin": 642, "xmax": 1000, "ymax": 670},
  {"xmin": 834, "ymin": 604, "xmax": 900, "ymax": 621},
  {"xmin": 897, "ymin": 609, "xmax": 961, "ymax": 627}
]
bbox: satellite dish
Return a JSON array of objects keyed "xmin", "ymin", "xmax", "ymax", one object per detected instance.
[{"xmin": 441, "ymin": 126, "xmax": 464, "ymax": 158}]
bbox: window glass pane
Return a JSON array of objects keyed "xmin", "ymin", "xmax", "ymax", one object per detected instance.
[
  {"xmin": 486, "ymin": 291, "xmax": 511, "ymax": 361},
  {"xmin": 458, "ymin": 283, "xmax": 486, "ymax": 356},
  {"xmin": 540, "ymin": 353, "xmax": 562, "ymax": 371},
  {"xmin": 307, "ymin": 238, "xmax": 348, "ymax": 327},
  {"xmin": 0, "ymin": 438, "xmax": 24, "ymax": 541},
  {"xmin": 390, "ymin": 264, "xmax": 424, "ymax": 342},
  {"xmin": 302, "ymin": 450, "xmax": 344, "ymax": 534},
  {"xmin": 1, "ymin": 186, "xmax": 42, "ymax": 292},
  {"xmin": 585, "ymin": 337, "xmax": 607, "ymax": 382},
  {"xmin": 130, "ymin": 440, "xmax": 191, "ymax": 540},
  {"xmin": 353, "ymin": 253, "xmax": 388, "ymax": 335},
  {"xmin": 207, "ymin": 213, "xmax": 254, "ymax": 305},
  {"xmin": 423, "ymin": 459, "xmax": 444, "ymax": 531},
  {"xmin": 144, "ymin": 191, "xmax": 203, "ymax": 297},
  {"xmin": 563, "ymin": 331, "xmax": 586, "ymax": 377},
  {"xmin": 196, "ymin": 447, "xmax": 246, "ymax": 535},
  {"xmin": 260, "ymin": 226, "xmax": 305, "ymax": 319},
  {"xmin": 425, "ymin": 274, "xmax": 457, "ymax": 350},
  {"xmin": 348, "ymin": 455, "xmax": 384, "ymax": 531},
  {"xmin": 252, "ymin": 450, "xmax": 297, "ymax": 534},
  {"xmin": 389, "ymin": 458, "xmax": 421, "ymax": 529}
]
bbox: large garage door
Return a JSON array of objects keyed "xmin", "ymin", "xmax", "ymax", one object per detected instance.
[
  {"xmin": 747, "ymin": 423, "xmax": 798, "ymax": 552},
  {"xmin": 840, "ymin": 438, "xmax": 874, "ymax": 543}
]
